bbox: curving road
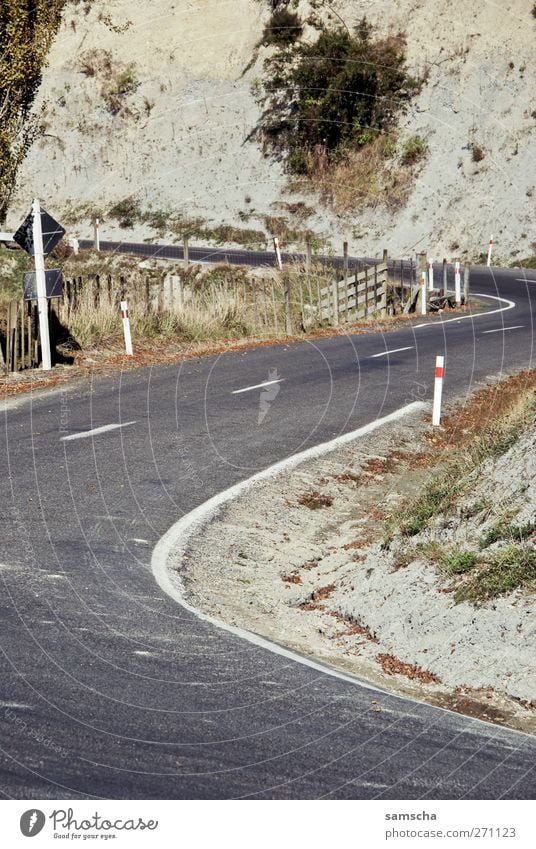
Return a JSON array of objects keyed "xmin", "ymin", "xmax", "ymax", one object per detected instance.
[{"xmin": 0, "ymin": 264, "xmax": 534, "ymax": 799}]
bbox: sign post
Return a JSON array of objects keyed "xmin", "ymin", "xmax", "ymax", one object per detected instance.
[
  {"xmin": 13, "ymin": 199, "xmax": 65, "ymax": 372},
  {"xmin": 32, "ymin": 199, "xmax": 52, "ymax": 370}
]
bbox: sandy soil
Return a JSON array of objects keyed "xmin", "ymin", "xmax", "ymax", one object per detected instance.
[
  {"xmin": 170, "ymin": 398, "xmax": 536, "ymax": 733},
  {"xmin": 8, "ymin": 0, "xmax": 536, "ymax": 262}
]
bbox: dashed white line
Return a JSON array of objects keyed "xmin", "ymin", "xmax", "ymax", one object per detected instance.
[
  {"xmin": 514, "ymin": 278, "xmax": 536, "ymax": 283},
  {"xmin": 61, "ymin": 421, "xmax": 137, "ymax": 442},
  {"xmin": 369, "ymin": 346, "xmax": 413, "ymax": 359},
  {"xmin": 232, "ymin": 379, "xmax": 284, "ymax": 395},
  {"xmin": 482, "ymin": 326, "xmax": 525, "ymax": 334}
]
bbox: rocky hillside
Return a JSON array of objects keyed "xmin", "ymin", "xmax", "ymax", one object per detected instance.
[{"xmin": 9, "ymin": 0, "xmax": 536, "ymax": 262}]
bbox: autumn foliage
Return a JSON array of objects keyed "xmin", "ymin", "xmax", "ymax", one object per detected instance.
[{"xmin": 0, "ymin": 0, "xmax": 67, "ymax": 221}]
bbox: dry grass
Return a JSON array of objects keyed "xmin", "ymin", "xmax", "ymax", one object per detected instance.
[{"xmin": 291, "ymin": 136, "xmax": 415, "ymax": 214}]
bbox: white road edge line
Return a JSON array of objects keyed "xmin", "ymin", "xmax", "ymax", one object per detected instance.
[
  {"xmin": 482, "ymin": 326, "xmax": 525, "ymax": 335},
  {"xmin": 152, "ymin": 402, "xmax": 427, "ymax": 694},
  {"xmin": 61, "ymin": 421, "xmax": 137, "ymax": 442},
  {"xmin": 369, "ymin": 346, "xmax": 413, "ymax": 359},
  {"xmin": 232, "ymin": 379, "xmax": 284, "ymax": 395},
  {"xmin": 413, "ymin": 293, "xmax": 516, "ymax": 329}
]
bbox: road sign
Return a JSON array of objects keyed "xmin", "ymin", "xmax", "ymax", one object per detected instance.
[
  {"xmin": 23, "ymin": 269, "xmax": 63, "ymax": 301},
  {"xmin": 13, "ymin": 207, "xmax": 65, "ymax": 256}
]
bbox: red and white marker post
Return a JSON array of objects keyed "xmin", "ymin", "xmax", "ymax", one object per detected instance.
[
  {"xmin": 432, "ymin": 355, "xmax": 445, "ymax": 426},
  {"xmin": 428, "ymin": 257, "xmax": 434, "ymax": 291},
  {"xmin": 486, "ymin": 235, "xmax": 493, "ymax": 267},
  {"xmin": 421, "ymin": 271, "xmax": 427, "ymax": 315},
  {"xmin": 454, "ymin": 261, "xmax": 461, "ymax": 305},
  {"xmin": 94, "ymin": 218, "xmax": 100, "ymax": 251},
  {"xmin": 273, "ymin": 237, "xmax": 283, "ymax": 271},
  {"xmin": 120, "ymin": 300, "xmax": 133, "ymax": 356}
]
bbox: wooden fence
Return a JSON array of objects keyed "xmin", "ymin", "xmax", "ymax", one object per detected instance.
[
  {"xmin": 320, "ymin": 264, "xmax": 388, "ymax": 323},
  {"xmin": 1, "ymin": 300, "xmax": 40, "ymax": 373}
]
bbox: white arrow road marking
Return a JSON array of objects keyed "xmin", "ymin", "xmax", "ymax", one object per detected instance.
[
  {"xmin": 232, "ymin": 379, "xmax": 284, "ymax": 395},
  {"xmin": 61, "ymin": 421, "xmax": 137, "ymax": 441},
  {"xmin": 482, "ymin": 326, "xmax": 525, "ymax": 334},
  {"xmin": 152, "ymin": 402, "xmax": 427, "ymax": 695},
  {"xmin": 369, "ymin": 346, "xmax": 413, "ymax": 358}
]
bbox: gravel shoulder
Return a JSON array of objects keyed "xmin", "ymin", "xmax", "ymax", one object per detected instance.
[{"xmin": 170, "ymin": 395, "xmax": 536, "ymax": 734}]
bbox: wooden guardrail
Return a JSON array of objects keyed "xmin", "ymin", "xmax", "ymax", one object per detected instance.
[{"xmin": 320, "ymin": 263, "xmax": 388, "ymax": 324}]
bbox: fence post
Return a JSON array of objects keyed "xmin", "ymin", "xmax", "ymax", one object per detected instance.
[
  {"xmin": 274, "ymin": 237, "xmax": 283, "ymax": 271},
  {"xmin": 420, "ymin": 271, "xmax": 427, "ymax": 315},
  {"xmin": 305, "ymin": 237, "xmax": 312, "ymax": 274},
  {"xmin": 120, "ymin": 300, "xmax": 133, "ymax": 356},
  {"xmin": 454, "ymin": 261, "xmax": 462, "ymax": 305},
  {"xmin": 464, "ymin": 265, "xmax": 471, "ymax": 305},
  {"xmin": 486, "ymin": 235, "xmax": 493, "ymax": 267},
  {"xmin": 330, "ymin": 274, "xmax": 339, "ymax": 326},
  {"xmin": 283, "ymin": 274, "xmax": 292, "ymax": 335},
  {"xmin": 183, "ymin": 236, "xmax": 189, "ymax": 268},
  {"xmin": 432, "ymin": 356, "xmax": 445, "ymax": 426}
]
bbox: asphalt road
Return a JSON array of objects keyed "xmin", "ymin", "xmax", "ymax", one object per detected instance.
[{"xmin": 0, "ymin": 265, "xmax": 534, "ymax": 799}]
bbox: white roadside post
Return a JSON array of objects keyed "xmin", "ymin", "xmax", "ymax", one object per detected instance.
[
  {"xmin": 454, "ymin": 261, "xmax": 462, "ymax": 305},
  {"xmin": 428, "ymin": 257, "xmax": 434, "ymax": 291},
  {"xmin": 420, "ymin": 271, "xmax": 427, "ymax": 315},
  {"xmin": 32, "ymin": 198, "xmax": 52, "ymax": 371},
  {"xmin": 273, "ymin": 236, "xmax": 283, "ymax": 271},
  {"xmin": 432, "ymin": 356, "xmax": 445, "ymax": 426},
  {"xmin": 94, "ymin": 218, "xmax": 100, "ymax": 251},
  {"xmin": 120, "ymin": 300, "xmax": 133, "ymax": 356},
  {"xmin": 486, "ymin": 235, "xmax": 493, "ymax": 267}
]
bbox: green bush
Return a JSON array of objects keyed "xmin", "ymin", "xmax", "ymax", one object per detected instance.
[
  {"xmin": 401, "ymin": 135, "xmax": 427, "ymax": 165},
  {"xmin": 443, "ymin": 551, "xmax": 478, "ymax": 574},
  {"xmin": 108, "ymin": 196, "xmax": 141, "ymax": 228},
  {"xmin": 262, "ymin": 9, "xmax": 302, "ymax": 46},
  {"xmin": 455, "ymin": 545, "xmax": 536, "ymax": 604},
  {"xmin": 258, "ymin": 19, "xmax": 419, "ymax": 174}
]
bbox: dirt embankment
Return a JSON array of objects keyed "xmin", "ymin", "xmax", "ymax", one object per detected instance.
[
  {"xmin": 9, "ymin": 0, "xmax": 536, "ymax": 261},
  {"xmin": 170, "ymin": 371, "xmax": 536, "ymax": 733}
]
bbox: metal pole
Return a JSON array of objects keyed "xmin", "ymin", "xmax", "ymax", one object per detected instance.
[{"xmin": 32, "ymin": 198, "xmax": 52, "ymax": 371}]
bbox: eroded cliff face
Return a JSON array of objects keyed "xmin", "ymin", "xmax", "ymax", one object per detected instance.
[{"xmin": 10, "ymin": 0, "xmax": 536, "ymax": 261}]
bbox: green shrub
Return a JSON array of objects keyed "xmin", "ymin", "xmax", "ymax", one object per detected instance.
[
  {"xmin": 108, "ymin": 196, "xmax": 141, "ymax": 228},
  {"xmin": 401, "ymin": 135, "xmax": 427, "ymax": 165},
  {"xmin": 455, "ymin": 545, "xmax": 536, "ymax": 604},
  {"xmin": 443, "ymin": 551, "xmax": 478, "ymax": 574},
  {"xmin": 257, "ymin": 19, "xmax": 420, "ymax": 175},
  {"xmin": 262, "ymin": 9, "xmax": 302, "ymax": 46}
]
